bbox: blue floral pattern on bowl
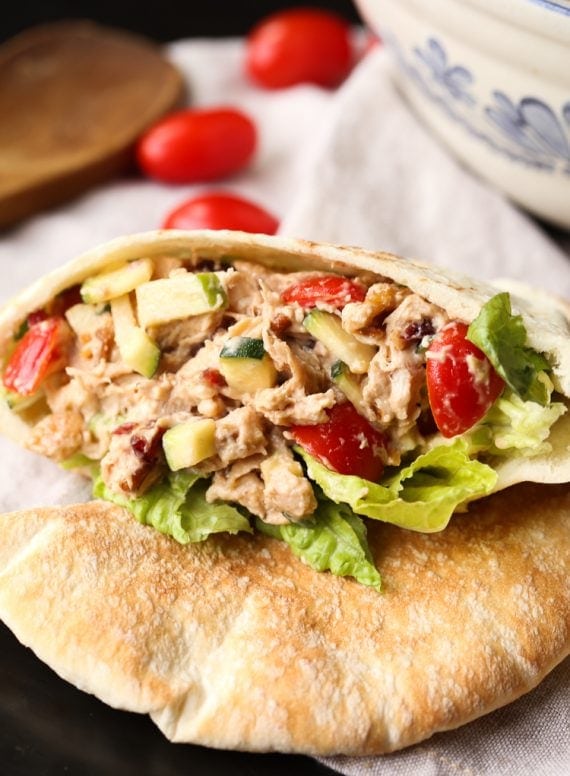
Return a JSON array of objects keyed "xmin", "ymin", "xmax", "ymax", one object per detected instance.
[
  {"xmin": 388, "ymin": 34, "xmax": 570, "ymax": 175},
  {"xmin": 414, "ymin": 39, "xmax": 475, "ymax": 107}
]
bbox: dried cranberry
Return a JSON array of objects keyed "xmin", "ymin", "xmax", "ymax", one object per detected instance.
[
  {"xmin": 131, "ymin": 427, "xmax": 164, "ymax": 463},
  {"xmin": 51, "ymin": 285, "xmax": 83, "ymax": 316},
  {"xmin": 402, "ymin": 318, "xmax": 435, "ymax": 345},
  {"xmin": 27, "ymin": 309, "xmax": 48, "ymax": 327}
]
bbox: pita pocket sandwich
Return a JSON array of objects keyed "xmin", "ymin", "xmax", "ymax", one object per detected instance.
[{"xmin": 0, "ymin": 230, "xmax": 568, "ymax": 755}]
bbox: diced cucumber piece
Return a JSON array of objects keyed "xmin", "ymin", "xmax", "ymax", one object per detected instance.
[
  {"xmin": 304, "ymin": 310, "xmax": 375, "ymax": 374},
  {"xmin": 331, "ymin": 360, "xmax": 367, "ymax": 415},
  {"xmin": 111, "ymin": 296, "xmax": 160, "ymax": 378},
  {"xmin": 219, "ymin": 337, "xmax": 277, "ymax": 393},
  {"xmin": 163, "ymin": 419, "xmax": 216, "ymax": 470},
  {"xmin": 80, "ymin": 259, "xmax": 153, "ymax": 304},
  {"xmin": 65, "ymin": 302, "xmax": 109, "ymax": 336},
  {"xmin": 219, "ymin": 336, "xmax": 266, "ymax": 360},
  {"xmin": 135, "ymin": 272, "xmax": 227, "ymax": 329}
]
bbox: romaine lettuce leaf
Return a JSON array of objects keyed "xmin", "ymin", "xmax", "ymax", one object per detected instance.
[
  {"xmin": 93, "ymin": 470, "xmax": 252, "ymax": 543},
  {"xmin": 466, "ymin": 292, "xmax": 550, "ymax": 405},
  {"xmin": 256, "ymin": 499, "xmax": 381, "ymax": 590},
  {"xmin": 297, "ymin": 440, "xmax": 497, "ymax": 533},
  {"xmin": 474, "ymin": 386, "xmax": 566, "ymax": 457}
]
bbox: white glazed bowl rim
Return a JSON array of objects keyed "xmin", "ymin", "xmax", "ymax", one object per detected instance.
[{"xmin": 460, "ymin": 0, "xmax": 570, "ymax": 43}]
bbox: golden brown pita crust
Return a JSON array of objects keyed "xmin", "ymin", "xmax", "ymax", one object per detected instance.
[{"xmin": 0, "ymin": 484, "xmax": 568, "ymax": 755}]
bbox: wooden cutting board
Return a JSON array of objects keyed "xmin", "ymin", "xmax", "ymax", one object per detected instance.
[{"xmin": 0, "ymin": 21, "xmax": 184, "ymax": 229}]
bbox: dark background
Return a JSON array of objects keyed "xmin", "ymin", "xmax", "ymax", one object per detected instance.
[{"xmin": 2, "ymin": 0, "xmax": 361, "ymax": 43}]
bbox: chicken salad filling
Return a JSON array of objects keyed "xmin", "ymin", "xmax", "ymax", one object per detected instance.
[{"xmin": 2, "ymin": 254, "xmax": 565, "ymax": 588}]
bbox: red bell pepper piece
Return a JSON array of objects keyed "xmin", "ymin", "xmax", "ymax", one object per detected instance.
[{"xmin": 3, "ymin": 317, "xmax": 70, "ymax": 396}]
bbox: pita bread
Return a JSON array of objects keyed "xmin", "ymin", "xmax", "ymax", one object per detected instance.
[
  {"xmin": 0, "ymin": 231, "xmax": 569, "ymax": 753},
  {"xmin": 0, "ymin": 482, "xmax": 567, "ymax": 755},
  {"xmin": 1, "ymin": 229, "xmax": 570, "ymax": 489}
]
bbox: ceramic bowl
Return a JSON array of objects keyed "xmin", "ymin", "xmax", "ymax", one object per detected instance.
[{"xmin": 355, "ymin": 0, "xmax": 570, "ymax": 228}]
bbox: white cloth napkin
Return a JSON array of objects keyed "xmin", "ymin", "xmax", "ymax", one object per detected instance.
[{"xmin": 0, "ymin": 38, "xmax": 568, "ymax": 775}]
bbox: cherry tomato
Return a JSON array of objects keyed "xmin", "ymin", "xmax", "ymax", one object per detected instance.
[
  {"xmin": 136, "ymin": 108, "xmax": 257, "ymax": 183},
  {"xmin": 245, "ymin": 8, "xmax": 353, "ymax": 89},
  {"xmin": 162, "ymin": 192, "xmax": 279, "ymax": 234},
  {"xmin": 426, "ymin": 321, "xmax": 504, "ymax": 438},
  {"xmin": 290, "ymin": 402, "xmax": 386, "ymax": 481},
  {"xmin": 3, "ymin": 317, "xmax": 70, "ymax": 396},
  {"xmin": 281, "ymin": 275, "xmax": 366, "ymax": 309}
]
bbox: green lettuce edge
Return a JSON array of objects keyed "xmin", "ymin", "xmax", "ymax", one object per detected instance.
[
  {"xmin": 93, "ymin": 470, "xmax": 252, "ymax": 544},
  {"xmin": 297, "ymin": 439, "xmax": 497, "ymax": 533}
]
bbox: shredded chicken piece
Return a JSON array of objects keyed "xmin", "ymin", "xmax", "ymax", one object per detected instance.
[
  {"xmin": 151, "ymin": 256, "xmax": 184, "ymax": 278},
  {"xmin": 151, "ymin": 311, "xmax": 224, "ymax": 372},
  {"xmin": 100, "ymin": 420, "xmax": 164, "ymax": 496},
  {"xmin": 251, "ymin": 284, "xmax": 335, "ymax": 425},
  {"xmin": 224, "ymin": 267, "xmax": 264, "ymax": 316},
  {"xmin": 260, "ymin": 446, "xmax": 316, "ymax": 523},
  {"xmin": 214, "ymin": 406, "xmax": 267, "ymax": 466},
  {"xmin": 254, "ymin": 383, "xmax": 336, "ymax": 427},
  {"xmin": 29, "ymin": 409, "xmax": 85, "ymax": 461},
  {"xmin": 384, "ymin": 294, "xmax": 449, "ymax": 349},
  {"xmin": 70, "ymin": 311, "xmax": 115, "ymax": 367},
  {"xmin": 97, "ymin": 373, "xmax": 176, "ymax": 425},
  {"xmin": 215, "ymin": 406, "xmax": 267, "ymax": 465},
  {"xmin": 206, "ymin": 436, "xmax": 316, "ymax": 525},
  {"xmin": 342, "ymin": 282, "xmax": 410, "ymax": 344},
  {"xmin": 63, "ymin": 360, "xmax": 166, "ymax": 424},
  {"xmin": 362, "ymin": 294, "xmax": 449, "ymax": 440},
  {"xmin": 44, "ymin": 372, "xmax": 98, "ymax": 418},
  {"xmin": 192, "ymin": 406, "xmax": 268, "ymax": 475},
  {"xmin": 206, "ymin": 455, "xmax": 266, "ymax": 519},
  {"xmin": 166, "ymin": 341, "xmax": 224, "ymax": 414}
]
